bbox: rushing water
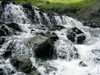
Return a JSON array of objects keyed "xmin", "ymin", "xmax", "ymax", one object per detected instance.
[{"xmin": 0, "ymin": 3, "xmax": 100, "ymax": 75}]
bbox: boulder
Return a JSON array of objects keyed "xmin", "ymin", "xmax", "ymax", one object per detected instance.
[
  {"xmin": 0, "ymin": 68, "xmax": 3, "ymax": 75},
  {"xmin": 34, "ymin": 38, "xmax": 55, "ymax": 59},
  {"xmin": 79, "ymin": 61, "xmax": 87, "ymax": 67},
  {"xmin": 0, "ymin": 29, "xmax": 7, "ymax": 36},
  {"xmin": 1, "ymin": 0, "xmax": 10, "ymax": 7},
  {"xmin": 7, "ymin": 23, "xmax": 22, "ymax": 32},
  {"xmin": 22, "ymin": 3, "xmax": 33, "ymax": 10},
  {"xmin": 67, "ymin": 27, "xmax": 86, "ymax": 44},
  {"xmin": 10, "ymin": 55, "xmax": 37, "ymax": 73},
  {"xmin": 0, "ymin": 38, "xmax": 5, "ymax": 45},
  {"xmin": 26, "ymin": 35, "xmax": 57, "ymax": 60}
]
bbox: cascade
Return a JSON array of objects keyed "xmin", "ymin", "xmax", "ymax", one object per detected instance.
[{"xmin": 0, "ymin": 2, "xmax": 100, "ymax": 75}]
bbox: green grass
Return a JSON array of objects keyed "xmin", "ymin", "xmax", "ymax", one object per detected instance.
[{"xmin": 13, "ymin": 0, "xmax": 98, "ymax": 12}]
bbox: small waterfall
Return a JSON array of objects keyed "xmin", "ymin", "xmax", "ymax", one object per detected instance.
[
  {"xmin": 54, "ymin": 16, "xmax": 63, "ymax": 25},
  {"xmin": 1, "ymin": 3, "xmax": 31, "ymax": 24},
  {"xmin": 0, "ymin": 2, "xmax": 100, "ymax": 75},
  {"xmin": 43, "ymin": 13, "xmax": 51, "ymax": 25},
  {"xmin": 34, "ymin": 9, "xmax": 42, "ymax": 25}
]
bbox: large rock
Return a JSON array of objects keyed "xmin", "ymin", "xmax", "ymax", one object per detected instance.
[
  {"xmin": 0, "ymin": 23, "xmax": 20, "ymax": 36},
  {"xmin": 0, "ymin": 68, "xmax": 3, "ymax": 75},
  {"xmin": 10, "ymin": 55, "xmax": 38, "ymax": 74},
  {"xmin": 67, "ymin": 27, "xmax": 86, "ymax": 44},
  {"xmin": 7, "ymin": 23, "xmax": 22, "ymax": 32},
  {"xmin": 1, "ymin": 25, "xmax": 11, "ymax": 35},
  {"xmin": 1, "ymin": 0, "xmax": 10, "ymax": 8},
  {"xmin": 0, "ymin": 38, "xmax": 5, "ymax": 46},
  {"xmin": 26, "ymin": 35, "xmax": 57, "ymax": 60},
  {"xmin": 77, "ymin": 1, "xmax": 100, "ymax": 27},
  {"xmin": 0, "ymin": 29, "xmax": 7, "ymax": 36},
  {"xmin": 22, "ymin": 3, "xmax": 33, "ymax": 10},
  {"xmin": 2, "ymin": 42, "xmax": 13, "ymax": 58}
]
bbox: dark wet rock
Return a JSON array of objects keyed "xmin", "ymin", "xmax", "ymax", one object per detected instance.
[
  {"xmin": 49, "ymin": 25, "xmax": 65, "ymax": 31},
  {"xmin": 10, "ymin": 55, "xmax": 37, "ymax": 73},
  {"xmin": 2, "ymin": 49, "xmax": 12, "ymax": 58},
  {"xmin": 2, "ymin": 42, "xmax": 13, "ymax": 58},
  {"xmin": 49, "ymin": 32, "xmax": 59, "ymax": 41},
  {"xmin": 0, "ymin": 3, "xmax": 3, "ymax": 17},
  {"xmin": 0, "ymin": 38, "xmax": 5, "ymax": 46},
  {"xmin": 1, "ymin": 25, "xmax": 11, "ymax": 35},
  {"xmin": 22, "ymin": 3, "xmax": 33, "ymax": 10},
  {"xmin": 1, "ymin": 0, "xmax": 10, "ymax": 7},
  {"xmin": 79, "ymin": 61, "xmax": 87, "ymax": 67},
  {"xmin": 67, "ymin": 32, "xmax": 76, "ymax": 42},
  {"xmin": 77, "ymin": 1, "xmax": 100, "ymax": 27},
  {"xmin": 0, "ymin": 29, "xmax": 7, "ymax": 36},
  {"xmin": 0, "ymin": 23, "xmax": 21, "ymax": 36},
  {"xmin": 77, "ymin": 35, "xmax": 86, "ymax": 44},
  {"xmin": 27, "ymin": 35, "xmax": 57, "ymax": 60},
  {"xmin": 34, "ymin": 38, "xmax": 56, "ymax": 59},
  {"xmin": 67, "ymin": 27, "xmax": 86, "ymax": 44},
  {"xmin": 0, "ymin": 68, "xmax": 3, "ymax": 75},
  {"xmin": 7, "ymin": 23, "xmax": 22, "ymax": 31}
]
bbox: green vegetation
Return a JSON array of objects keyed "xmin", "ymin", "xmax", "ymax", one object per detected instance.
[{"xmin": 13, "ymin": 0, "xmax": 98, "ymax": 12}]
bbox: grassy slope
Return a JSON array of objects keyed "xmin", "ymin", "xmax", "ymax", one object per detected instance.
[{"xmin": 13, "ymin": 0, "xmax": 98, "ymax": 12}]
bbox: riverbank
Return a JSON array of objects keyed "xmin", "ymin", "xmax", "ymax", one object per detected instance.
[{"xmin": 12, "ymin": 0, "xmax": 98, "ymax": 12}]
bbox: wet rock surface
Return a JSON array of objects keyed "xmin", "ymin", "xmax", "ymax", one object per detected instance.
[
  {"xmin": 0, "ymin": 68, "xmax": 3, "ymax": 75},
  {"xmin": 49, "ymin": 25, "xmax": 65, "ymax": 31},
  {"xmin": 10, "ymin": 55, "xmax": 39, "ymax": 74},
  {"xmin": 0, "ymin": 29, "xmax": 7, "ymax": 36},
  {"xmin": 26, "ymin": 35, "xmax": 57, "ymax": 60},
  {"xmin": 0, "ymin": 23, "xmax": 22, "ymax": 36},
  {"xmin": 0, "ymin": 38, "xmax": 5, "ymax": 46},
  {"xmin": 79, "ymin": 61, "xmax": 87, "ymax": 67},
  {"xmin": 7, "ymin": 23, "xmax": 22, "ymax": 31},
  {"xmin": 67, "ymin": 27, "xmax": 86, "ymax": 44}
]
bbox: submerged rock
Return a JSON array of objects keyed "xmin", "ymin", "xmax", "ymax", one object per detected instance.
[
  {"xmin": 10, "ymin": 55, "xmax": 38, "ymax": 74},
  {"xmin": 67, "ymin": 27, "xmax": 86, "ymax": 44}
]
